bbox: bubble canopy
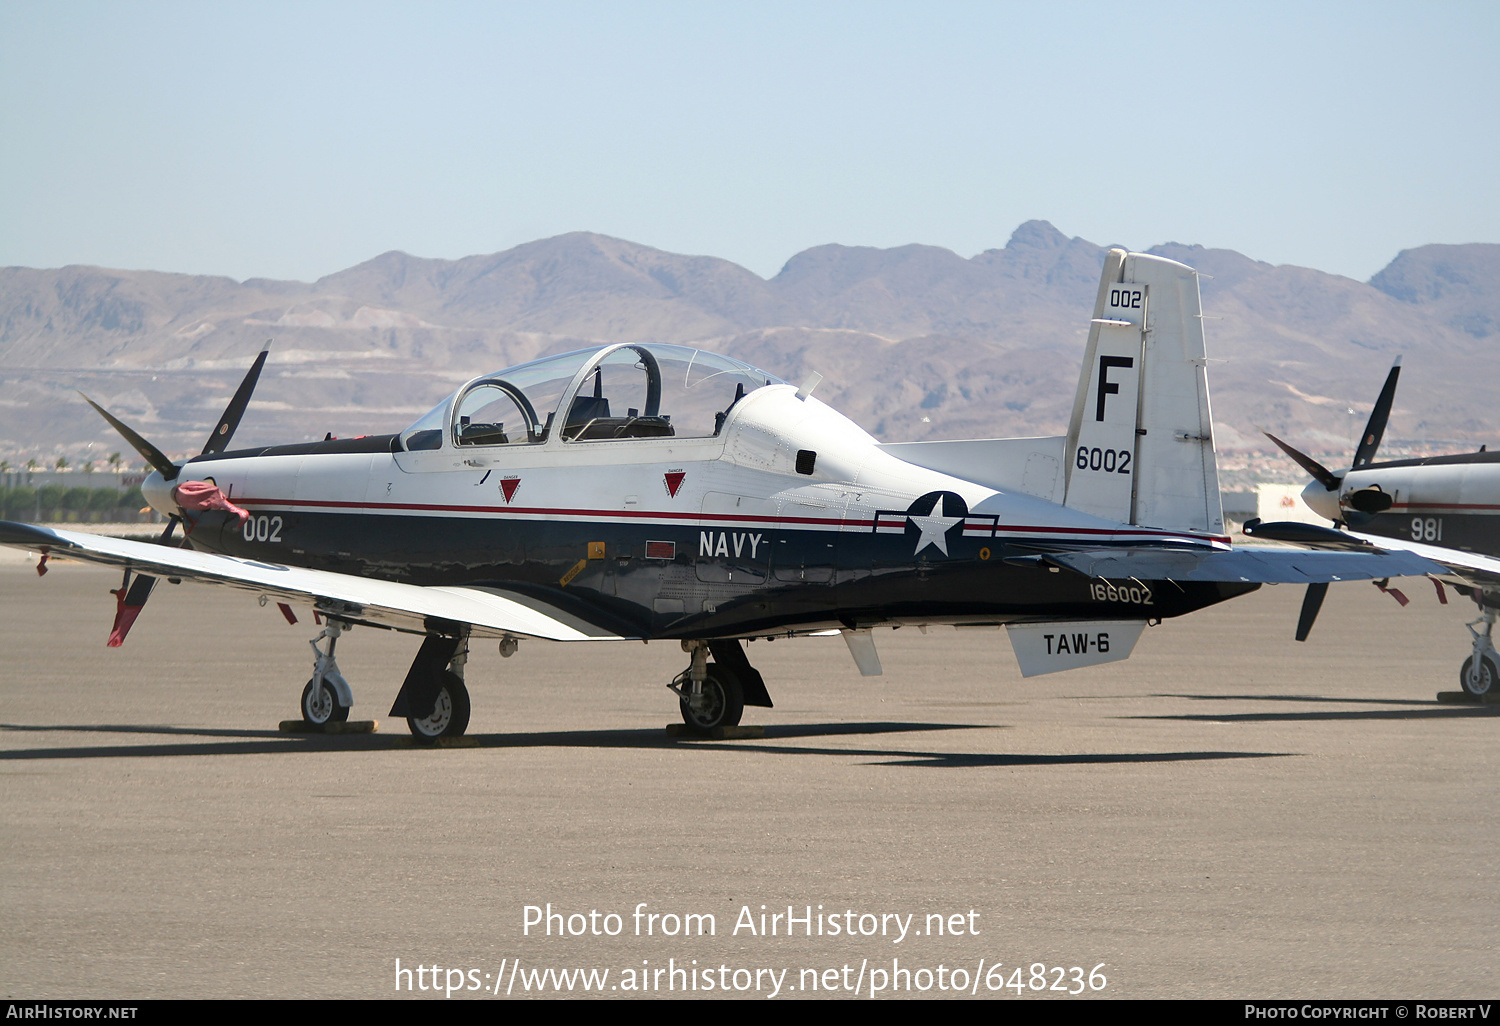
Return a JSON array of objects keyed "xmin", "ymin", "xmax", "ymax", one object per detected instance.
[{"xmin": 400, "ymin": 344, "xmax": 786, "ymax": 451}]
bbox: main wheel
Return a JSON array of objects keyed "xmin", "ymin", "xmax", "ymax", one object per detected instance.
[
  {"xmin": 678, "ymin": 666, "xmax": 744, "ymax": 731},
  {"xmin": 407, "ymin": 671, "xmax": 471, "ymax": 738},
  {"xmin": 1459, "ymin": 655, "xmax": 1496, "ymax": 697},
  {"xmin": 301, "ymin": 677, "xmax": 349, "ymax": 725}
]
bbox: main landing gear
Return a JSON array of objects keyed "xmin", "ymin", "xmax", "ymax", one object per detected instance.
[
  {"xmin": 1460, "ymin": 598, "xmax": 1498, "ymax": 698},
  {"xmin": 668, "ymin": 639, "xmax": 773, "ymax": 731},
  {"xmin": 297, "ymin": 620, "xmax": 473, "ymax": 738},
  {"xmin": 389, "ymin": 630, "xmax": 473, "ymax": 739}
]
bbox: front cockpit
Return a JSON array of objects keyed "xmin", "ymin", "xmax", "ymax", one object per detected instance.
[{"xmin": 399, "ymin": 343, "xmax": 785, "ymax": 452}]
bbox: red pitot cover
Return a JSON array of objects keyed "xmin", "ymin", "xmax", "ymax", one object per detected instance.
[{"xmin": 172, "ymin": 480, "xmax": 250, "ymax": 523}]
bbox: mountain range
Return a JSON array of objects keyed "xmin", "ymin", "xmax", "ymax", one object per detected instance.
[{"xmin": 1, "ymin": 221, "xmax": 1496, "ymax": 465}]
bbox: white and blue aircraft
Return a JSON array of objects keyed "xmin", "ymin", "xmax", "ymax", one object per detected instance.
[
  {"xmin": 0, "ymin": 249, "xmax": 1441, "ymax": 737},
  {"xmin": 1261, "ymin": 360, "xmax": 1500, "ymax": 696}
]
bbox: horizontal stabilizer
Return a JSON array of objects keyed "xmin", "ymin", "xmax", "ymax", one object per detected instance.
[
  {"xmin": 1006, "ymin": 620, "xmax": 1146, "ymax": 677},
  {"xmin": 1039, "ymin": 545, "xmax": 1442, "ymax": 584}
]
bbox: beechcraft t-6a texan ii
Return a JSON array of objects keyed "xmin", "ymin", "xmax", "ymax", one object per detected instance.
[
  {"xmin": 1261, "ymin": 359, "xmax": 1500, "ymax": 697},
  {"xmin": 0, "ymin": 249, "xmax": 1442, "ymax": 738}
]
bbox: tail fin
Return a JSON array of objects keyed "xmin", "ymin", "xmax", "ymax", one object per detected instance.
[{"xmin": 1063, "ymin": 249, "xmax": 1224, "ymax": 536}]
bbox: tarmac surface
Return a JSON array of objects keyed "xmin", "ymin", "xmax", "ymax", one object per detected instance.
[{"xmin": 1, "ymin": 561, "xmax": 1496, "ymax": 1000}]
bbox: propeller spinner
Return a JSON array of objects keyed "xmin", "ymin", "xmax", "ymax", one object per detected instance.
[{"xmin": 1262, "ymin": 357, "xmax": 1401, "ymax": 526}]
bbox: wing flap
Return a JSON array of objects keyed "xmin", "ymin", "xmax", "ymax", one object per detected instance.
[
  {"xmin": 1038, "ymin": 545, "xmax": 1443, "ymax": 584},
  {"xmin": 0, "ymin": 522, "xmax": 626, "ymax": 642}
]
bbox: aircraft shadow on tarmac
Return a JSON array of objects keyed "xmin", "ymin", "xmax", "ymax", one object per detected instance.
[
  {"xmin": 1136, "ymin": 694, "xmax": 1500, "ymax": 723},
  {"xmin": 0, "ymin": 719, "xmax": 1289, "ymax": 769}
]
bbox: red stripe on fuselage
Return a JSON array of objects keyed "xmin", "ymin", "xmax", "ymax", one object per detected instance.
[{"xmin": 230, "ymin": 495, "xmax": 1230, "ymax": 545}]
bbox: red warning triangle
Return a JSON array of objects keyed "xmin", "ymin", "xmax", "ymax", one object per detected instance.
[
  {"xmin": 501, "ymin": 477, "xmax": 520, "ymax": 503},
  {"xmin": 664, "ymin": 471, "xmax": 685, "ymax": 498}
]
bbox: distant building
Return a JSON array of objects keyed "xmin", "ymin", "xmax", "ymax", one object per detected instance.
[
  {"xmin": 1255, "ymin": 483, "xmax": 1324, "ymax": 526},
  {"xmin": 1221, "ymin": 490, "xmax": 1257, "ymax": 527}
]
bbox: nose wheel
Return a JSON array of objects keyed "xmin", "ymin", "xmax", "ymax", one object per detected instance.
[
  {"xmin": 301, "ymin": 677, "xmax": 350, "ymax": 724},
  {"xmin": 1460, "ymin": 656, "xmax": 1495, "ymax": 697}
]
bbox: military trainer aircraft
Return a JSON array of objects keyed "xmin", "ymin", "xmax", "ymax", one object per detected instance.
[
  {"xmin": 1261, "ymin": 360, "xmax": 1500, "ymax": 696},
  {"xmin": 0, "ymin": 248, "xmax": 1442, "ymax": 738}
]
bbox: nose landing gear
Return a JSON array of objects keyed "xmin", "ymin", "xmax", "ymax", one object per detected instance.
[
  {"xmin": 1460, "ymin": 602, "xmax": 1497, "ymax": 697},
  {"xmin": 301, "ymin": 619, "xmax": 353, "ymax": 726}
]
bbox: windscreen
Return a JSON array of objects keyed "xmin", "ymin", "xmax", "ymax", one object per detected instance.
[{"xmin": 400, "ymin": 345, "xmax": 784, "ymax": 449}]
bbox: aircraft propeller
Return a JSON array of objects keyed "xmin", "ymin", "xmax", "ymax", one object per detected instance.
[
  {"xmin": 85, "ymin": 342, "xmax": 272, "ymax": 645},
  {"xmin": 1263, "ymin": 357, "xmax": 1402, "ymax": 526},
  {"xmin": 1260, "ymin": 357, "xmax": 1402, "ymax": 641}
]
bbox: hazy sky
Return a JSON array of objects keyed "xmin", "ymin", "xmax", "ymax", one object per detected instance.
[{"xmin": 2, "ymin": 1, "xmax": 1495, "ymax": 284}]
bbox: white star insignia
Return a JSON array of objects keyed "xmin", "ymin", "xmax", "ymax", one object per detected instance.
[{"xmin": 908, "ymin": 495, "xmax": 964, "ymax": 556}]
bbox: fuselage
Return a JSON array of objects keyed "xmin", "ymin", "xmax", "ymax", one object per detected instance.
[
  {"xmin": 1312, "ymin": 450, "xmax": 1500, "ymax": 557},
  {"xmin": 145, "ymin": 351, "xmax": 1250, "ymax": 640}
]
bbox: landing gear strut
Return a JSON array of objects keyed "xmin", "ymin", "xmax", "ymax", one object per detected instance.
[
  {"xmin": 1460, "ymin": 602, "xmax": 1498, "ymax": 697},
  {"xmin": 389, "ymin": 629, "xmax": 472, "ymax": 739},
  {"xmin": 301, "ymin": 619, "xmax": 353, "ymax": 725}
]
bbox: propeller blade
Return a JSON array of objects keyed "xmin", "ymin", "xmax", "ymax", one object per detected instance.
[
  {"xmin": 1351, "ymin": 357, "xmax": 1401, "ymax": 470},
  {"xmin": 1264, "ymin": 431, "xmax": 1342, "ymax": 492},
  {"xmin": 121, "ymin": 571, "xmax": 159, "ymax": 606},
  {"xmin": 201, "ymin": 341, "xmax": 271, "ymax": 455},
  {"xmin": 1295, "ymin": 582, "xmax": 1329, "ymax": 642},
  {"xmin": 80, "ymin": 394, "xmax": 179, "ymax": 481},
  {"xmin": 105, "ymin": 519, "xmax": 179, "ymax": 647}
]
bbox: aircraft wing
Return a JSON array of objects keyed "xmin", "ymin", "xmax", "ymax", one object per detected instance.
[
  {"xmin": 1343, "ymin": 531, "xmax": 1500, "ymax": 588},
  {"xmin": 0, "ymin": 522, "xmax": 629, "ymax": 642},
  {"xmin": 1029, "ymin": 545, "xmax": 1445, "ymax": 584}
]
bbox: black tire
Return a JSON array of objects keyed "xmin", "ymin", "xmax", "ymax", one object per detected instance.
[
  {"xmin": 406, "ymin": 671, "xmax": 471, "ymax": 738},
  {"xmin": 301, "ymin": 677, "xmax": 349, "ymax": 725},
  {"xmin": 678, "ymin": 666, "xmax": 744, "ymax": 731},
  {"xmin": 1459, "ymin": 655, "xmax": 1496, "ymax": 697}
]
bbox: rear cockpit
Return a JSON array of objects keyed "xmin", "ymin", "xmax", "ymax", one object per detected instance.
[{"xmin": 399, "ymin": 344, "xmax": 784, "ymax": 452}]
